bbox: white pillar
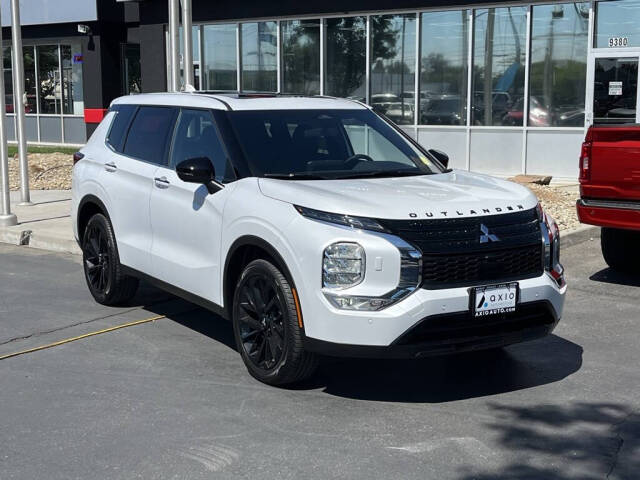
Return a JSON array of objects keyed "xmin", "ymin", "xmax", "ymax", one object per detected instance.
[
  {"xmin": 182, "ymin": 0, "xmax": 194, "ymax": 88},
  {"xmin": 0, "ymin": 7, "xmax": 17, "ymax": 226},
  {"xmin": 168, "ymin": 0, "xmax": 181, "ymax": 91},
  {"xmin": 10, "ymin": 0, "xmax": 30, "ymax": 205}
]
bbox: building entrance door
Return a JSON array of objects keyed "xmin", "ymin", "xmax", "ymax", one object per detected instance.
[{"xmin": 587, "ymin": 52, "xmax": 640, "ymax": 125}]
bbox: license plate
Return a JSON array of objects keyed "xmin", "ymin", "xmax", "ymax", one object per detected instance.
[{"xmin": 472, "ymin": 283, "xmax": 518, "ymax": 317}]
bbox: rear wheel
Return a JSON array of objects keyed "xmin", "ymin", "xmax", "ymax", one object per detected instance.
[
  {"xmin": 232, "ymin": 259, "xmax": 318, "ymax": 386},
  {"xmin": 601, "ymin": 227, "xmax": 640, "ymax": 273},
  {"xmin": 81, "ymin": 213, "xmax": 139, "ymax": 305}
]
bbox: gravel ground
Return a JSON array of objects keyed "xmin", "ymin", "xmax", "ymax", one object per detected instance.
[
  {"xmin": 7, "ymin": 153, "xmax": 582, "ymax": 231},
  {"xmin": 8, "ymin": 152, "xmax": 73, "ymax": 191}
]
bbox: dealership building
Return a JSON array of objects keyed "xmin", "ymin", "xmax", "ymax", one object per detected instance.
[{"xmin": 4, "ymin": 0, "xmax": 640, "ymax": 179}]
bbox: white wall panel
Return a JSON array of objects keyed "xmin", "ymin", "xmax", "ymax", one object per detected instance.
[
  {"xmin": 417, "ymin": 128, "xmax": 467, "ymax": 170},
  {"xmin": 469, "ymin": 129, "xmax": 522, "ymax": 176},
  {"xmin": 526, "ymin": 130, "xmax": 584, "ymax": 180}
]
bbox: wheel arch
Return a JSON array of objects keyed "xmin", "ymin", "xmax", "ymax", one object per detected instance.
[
  {"xmin": 77, "ymin": 194, "xmax": 111, "ymax": 242},
  {"xmin": 223, "ymin": 235, "xmax": 297, "ymax": 318}
]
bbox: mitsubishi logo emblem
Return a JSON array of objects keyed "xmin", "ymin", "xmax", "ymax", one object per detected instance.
[{"xmin": 479, "ymin": 224, "xmax": 500, "ymax": 243}]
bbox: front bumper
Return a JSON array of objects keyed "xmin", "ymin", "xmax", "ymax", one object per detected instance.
[
  {"xmin": 577, "ymin": 198, "xmax": 640, "ymax": 231},
  {"xmin": 304, "ymin": 300, "xmax": 558, "ymax": 358},
  {"xmin": 302, "ymin": 271, "xmax": 566, "ymax": 351}
]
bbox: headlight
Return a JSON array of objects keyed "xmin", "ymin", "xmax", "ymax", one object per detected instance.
[
  {"xmin": 323, "ymin": 242, "xmax": 365, "ymax": 289},
  {"xmin": 295, "ymin": 205, "xmax": 388, "ymax": 233},
  {"xmin": 537, "ymin": 203, "xmax": 564, "ymax": 286}
]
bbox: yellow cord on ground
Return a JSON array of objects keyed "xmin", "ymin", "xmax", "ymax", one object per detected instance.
[{"xmin": 0, "ymin": 314, "xmax": 166, "ymax": 361}]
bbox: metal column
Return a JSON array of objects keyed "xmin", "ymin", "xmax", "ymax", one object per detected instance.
[
  {"xmin": 168, "ymin": 0, "xmax": 181, "ymax": 91},
  {"xmin": 181, "ymin": 0, "xmax": 194, "ymax": 88},
  {"xmin": 0, "ymin": 7, "xmax": 17, "ymax": 227},
  {"xmin": 10, "ymin": 0, "xmax": 30, "ymax": 205}
]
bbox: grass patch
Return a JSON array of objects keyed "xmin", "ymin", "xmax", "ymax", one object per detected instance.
[{"xmin": 7, "ymin": 145, "xmax": 78, "ymax": 156}]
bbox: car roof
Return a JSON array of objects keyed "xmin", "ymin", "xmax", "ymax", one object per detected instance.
[{"xmin": 110, "ymin": 92, "xmax": 368, "ymax": 112}]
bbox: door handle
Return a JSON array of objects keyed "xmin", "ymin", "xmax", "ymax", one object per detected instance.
[
  {"xmin": 104, "ymin": 162, "xmax": 117, "ymax": 172},
  {"xmin": 154, "ymin": 176, "xmax": 170, "ymax": 189}
]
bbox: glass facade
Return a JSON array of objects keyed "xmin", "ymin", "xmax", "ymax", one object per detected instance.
[
  {"xmin": 371, "ymin": 14, "xmax": 417, "ymax": 125},
  {"xmin": 241, "ymin": 21, "xmax": 278, "ymax": 92},
  {"xmin": 529, "ymin": 3, "xmax": 589, "ymax": 127},
  {"xmin": 325, "ymin": 17, "xmax": 366, "ymax": 100},
  {"xmin": 596, "ymin": 0, "xmax": 640, "ymax": 48},
  {"xmin": 203, "ymin": 24, "xmax": 237, "ymax": 90},
  {"xmin": 282, "ymin": 19, "xmax": 321, "ymax": 95},
  {"xmin": 420, "ymin": 10, "xmax": 469, "ymax": 125},
  {"xmin": 473, "ymin": 7, "xmax": 527, "ymax": 126}
]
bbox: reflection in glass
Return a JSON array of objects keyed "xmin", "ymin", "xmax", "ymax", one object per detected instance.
[
  {"xmin": 241, "ymin": 21, "xmax": 277, "ymax": 92},
  {"xmin": 282, "ymin": 20, "xmax": 320, "ymax": 95},
  {"xmin": 203, "ymin": 24, "xmax": 237, "ymax": 91},
  {"xmin": 37, "ymin": 45, "xmax": 62, "ymax": 114},
  {"xmin": 325, "ymin": 17, "xmax": 366, "ymax": 101},
  {"xmin": 61, "ymin": 43, "xmax": 84, "ymax": 115},
  {"xmin": 596, "ymin": 0, "xmax": 640, "ymax": 48},
  {"xmin": 420, "ymin": 10, "xmax": 468, "ymax": 125},
  {"xmin": 121, "ymin": 44, "xmax": 141, "ymax": 95},
  {"xmin": 473, "ymin": 7, "xmax": 527, "ymax": 126},
  {"xmin": 4, "ymin": 47, "xmax": 13, "ymax": 113},
  {"xmin": 371, "ymin": 14, "xmax": 416, "ymax": 125},
  {"xmin": 529, "ymin": 3, "xmax": 589, "ymax": 127},
  {"xmin": 593, "ymin": 57, "xmax": 638, "ymax": 124},
  {"xmin": 23, "ymin": 47, "xmax": 37, "ymax": 114}
]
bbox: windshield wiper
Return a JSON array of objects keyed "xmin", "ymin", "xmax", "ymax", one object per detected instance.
[
  {"xmin": 332, "ymin": 169, "xmax": 429, "ymax": 180},
  {"xmin": 263, "ymin": 173, "xmax": 330, "ymax": 180}
]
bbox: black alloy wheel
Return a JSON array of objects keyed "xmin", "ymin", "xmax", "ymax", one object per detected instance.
[
  {"xmin": 237, "ymin": 273, "xmax": 286, "ymax": 370},
  {"xmin": 232, "ymin": 259, "xmax": 318, "ymax": 386},
  {"xmin": 81, "ymin": 213, "xmax": 139, "ymax": 306},
  {"xmin": 83, "ymin": 222, "xmax": 111, "ymax": 294}
]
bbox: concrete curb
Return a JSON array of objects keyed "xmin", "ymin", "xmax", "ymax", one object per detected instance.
[
  {"xmin": 0, "ymin": 227, "xmax": 81, "ymax": 255},
  {"xmin": 560, "ymin": 225, "xmax": 600, "ymax": 250}
]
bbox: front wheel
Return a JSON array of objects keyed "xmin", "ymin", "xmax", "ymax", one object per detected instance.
[
  {"xmin": 232, "ymin": 259, "xmax": 318, "ymax": 386},
  {"xmin": 601, "ymin": 228, "xmax": 640, "ymax": 273}
]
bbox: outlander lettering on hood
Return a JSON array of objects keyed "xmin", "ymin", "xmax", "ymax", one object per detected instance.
[{"xmin": 409, "ymin": 204, "xmax": 525, "ymax": 218}]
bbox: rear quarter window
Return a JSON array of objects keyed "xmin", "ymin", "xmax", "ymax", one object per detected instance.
[{"xmin": 106, "ymin": 104, "xmax": 137, "ymax": 153}]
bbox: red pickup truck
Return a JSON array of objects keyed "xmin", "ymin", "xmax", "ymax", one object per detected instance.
[{"xmin": 577, "ymin": 125, "xmax": 640, "ymax": 273}]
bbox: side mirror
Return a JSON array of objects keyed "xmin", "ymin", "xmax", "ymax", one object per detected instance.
[
  {"xmin": 428, "ymin": 149, "xmax": 450, "ymax": 169},
  {"xmin": 176, "ymin": 157, "xmax": 223, "ymax": 194}
]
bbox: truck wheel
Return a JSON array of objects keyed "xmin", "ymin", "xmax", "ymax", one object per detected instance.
[
  {"xmin": 232, "ymin": 259, "xmax": 318, "ymax": 386},
  {"xmin": 81, "ymin": 213, "xmax": 139, "ymax": 305},
  {"xmin": 601, "ymin": 228, "xmax": 640, "ymax": 273}
]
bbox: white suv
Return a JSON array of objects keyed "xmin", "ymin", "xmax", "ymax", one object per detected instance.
[{"xmin": 72, "ymin": 92, "xmax": 566, "ymax": 385}]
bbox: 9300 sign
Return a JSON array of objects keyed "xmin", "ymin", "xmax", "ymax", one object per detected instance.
[{"xmin": 609, "ymin": 37, "xmax": 629, "ymax": 48}]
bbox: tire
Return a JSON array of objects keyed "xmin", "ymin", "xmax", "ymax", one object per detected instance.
[
  {"xmin": 81, "ymin": 213, "xmax": 139, "ymax": 306},
  {"xmin": 601, "ymin": 227, "xmax": 640, "ymax": 273},
  {"xmin": 232, "ymin": 259, "xmax": 318, "ymax": 386}
]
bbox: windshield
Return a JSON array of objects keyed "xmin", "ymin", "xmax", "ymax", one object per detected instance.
[{"xmin": 225, "ymin": 109, "xmax": 442, "ymax": 179}]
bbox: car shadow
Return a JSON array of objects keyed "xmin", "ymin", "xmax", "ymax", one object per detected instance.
[
  {"xmin": 589, "ymin": 268, "xmax": 640, "ymax": 287},
  {"xmin": 133, "ymin": 283, "xmax": 583, "ymax": 403},
  {"xmin": 295, "ymin": 334, "xmax": 583, "ymax": 403}
]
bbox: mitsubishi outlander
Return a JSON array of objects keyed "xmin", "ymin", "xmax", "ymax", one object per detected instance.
[{"xmin": 72, "ymin": 93, "xmax": 566, "ymax": 385}]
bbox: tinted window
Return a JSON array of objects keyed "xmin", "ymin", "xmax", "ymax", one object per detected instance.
[
  {"xmin": 170, "ymin": 109, "xmax": 235, "ymax": 182},
  {"xmin": 226, "ymin": 109, "xmax": 442, "ymax": 178},
  {"xmin": 123, "ymin": 106, "xmax": 177, "ymax": 165},
  {"xmin": 106, "ymin": 104, "xmax": 137, "ymax": 153}
]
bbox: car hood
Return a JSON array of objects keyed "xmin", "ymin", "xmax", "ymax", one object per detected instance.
[{"xmin": 258, "ymin": 170, "xmax": 538, "ymax": 220}]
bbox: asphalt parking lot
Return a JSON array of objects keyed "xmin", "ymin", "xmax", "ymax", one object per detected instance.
[{"xmin": 1, "ymin": 230, "xmax": 639, "ymax": 479}]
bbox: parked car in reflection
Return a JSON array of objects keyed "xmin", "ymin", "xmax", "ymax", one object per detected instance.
[
  {"xmin": 473, "ymin": 91, "xmax": 512, "ymax": 125},
  {"xmin": 420, "ymin": 96, "xmax": 467, "ymax": 125},
  {"xmin": 371, "ymin": 93, "xmax": 414, "ymax": 124},
  {"xmin": 502, "ymin": 97, "xmax": 551, "ymax": 127}
]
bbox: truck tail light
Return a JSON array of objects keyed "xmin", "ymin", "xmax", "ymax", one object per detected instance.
[{"xmin": 579, "ymin": 128, "xmax": 592, "ymax": 182}]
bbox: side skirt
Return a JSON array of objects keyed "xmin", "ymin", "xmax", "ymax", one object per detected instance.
[{"xmin": 121, "ymin": 266, "xmax": 230, "ymax": 321}]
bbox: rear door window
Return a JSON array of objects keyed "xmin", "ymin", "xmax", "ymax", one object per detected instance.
[{"xmin": 123, "ymin": 106, "xmax": 178, "ymax": 165}]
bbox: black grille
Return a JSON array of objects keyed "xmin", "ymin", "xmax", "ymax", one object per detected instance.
[{"xmin": 378, "ymin": 208, "xmax": 544, "ymax": 289}]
